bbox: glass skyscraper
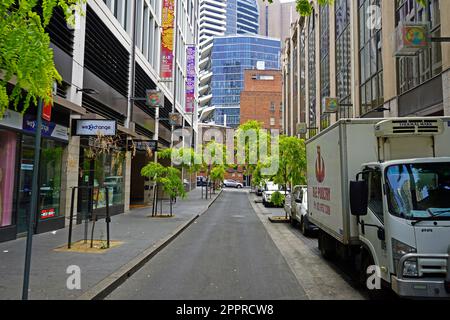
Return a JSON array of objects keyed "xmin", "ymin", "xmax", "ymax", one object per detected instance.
[
  {"xmin": 210, "ymin": 35, "xmax": 281, "ymax": 127},
  {"xmin": 226, "ymin": 0, "xmax": 259, "ymax": 35}
]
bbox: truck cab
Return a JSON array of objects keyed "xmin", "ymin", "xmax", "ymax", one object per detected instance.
[{"xmin": 352, "ymin": 158, "xmax": 450, "ymax": 298}]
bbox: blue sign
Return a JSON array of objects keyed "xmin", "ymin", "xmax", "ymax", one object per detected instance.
[{"xmin": 23, "ymin": 115, "xmax": 69, "ymax": 141}]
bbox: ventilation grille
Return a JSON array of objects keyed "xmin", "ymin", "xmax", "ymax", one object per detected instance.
[
  {"xmin": 135, "ymin": 123, "xmax": 154, "ymax": 138},
  {"xmin": 82, "ymin": 94, "xmax": 126, "ymax": 126},
  {"xmin": 135, "ymin": 64, "xmax": 157, "ymax": 118},
  {"xmin": 85, "ymin": 6, "xmax": 129, "ymax": 97},
  {"xmin": 44, "ymin": 6, "xmax": 75, "ymax": 57}
]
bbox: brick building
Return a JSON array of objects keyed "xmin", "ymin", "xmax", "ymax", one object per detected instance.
[{"xmin": 240, "ymin": 69, "xmax": 283, "ymax": 130}]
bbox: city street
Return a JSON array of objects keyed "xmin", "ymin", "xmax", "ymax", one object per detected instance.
[{"xmin": 107, "ymin": 189, "xmax": 366, "ymax": 300}]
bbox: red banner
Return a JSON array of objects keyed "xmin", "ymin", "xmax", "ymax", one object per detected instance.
[
  {"xmin": 160, "ymin": 0, "xmax": 175, "ymax": 79},
  {"xmin": 42, "ymin": 99, "xmax": 52, "ymax": 122}
]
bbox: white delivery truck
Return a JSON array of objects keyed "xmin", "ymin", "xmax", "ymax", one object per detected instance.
[{"xmin": 306, "ymin": 117, "xmax": 450, "ymax": 298}]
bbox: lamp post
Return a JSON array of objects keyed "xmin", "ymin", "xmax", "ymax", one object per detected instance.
[{"xmin": 22, "ymin": 98, "xmax": 43, "ymax": 300}]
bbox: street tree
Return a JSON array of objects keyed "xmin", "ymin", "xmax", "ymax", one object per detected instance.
[
  {"xmin": 141, "ymin": 162, "xmax": 186, "ymax": 216},
  {"xmin": 271, "ymin": 136, "xmax": 307, "ymax": 218},
  {"xmin": 201, "ymin": 140, "xmax": 228, "ymax": 198},
  {"xmin": 235, "ymin": 120, "xmax": 272, "ymax": 189},
  {"xmin": 0, "ymin": 0, "xmax": 85, "ymax": 117}
]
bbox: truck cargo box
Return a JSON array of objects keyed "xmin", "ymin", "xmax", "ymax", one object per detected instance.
[{"xmin": 306, "ymin": 118, "xmax": 450, "ymax": 245}]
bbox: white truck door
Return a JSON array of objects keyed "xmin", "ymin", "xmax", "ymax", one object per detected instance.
[{"xmin": 360, "ymin": 168, "xmax": 390, "ymax": 282}]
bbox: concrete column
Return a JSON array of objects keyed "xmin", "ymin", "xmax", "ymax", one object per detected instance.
[
  {"xmin": 350, "ymin": 0, "xmax": 360, "ymax": 118},
  {"xmin": 443, "ymin": 71, "xmax": 450, "ymax": 116},
  {"xmin": 61, "ymin": 136, "xmax": 80, "ymax": 226},
  {"xmin": 315, "ymin": 4, "xmax": 321, "ymax": 131},
  {"xmin": 61, "ymin": 3, "xmax": 86, "ymax": 225},
  {"xmin": 329, "ymin": 5, "xmax": 337, "ymax": 124},
  {"xmin": 123, "ymin": 151, "xmax": 132, "ymax": 213},
  {"xmin": 381, "ymin": 1, "xmax": 397, "ymax": 106},
  {"xmin": 304, "ymin": 20, "xmax": 310, "ymax": 136},
  {"xmin": 440, "ymin": 0, "xmax": 450, "ymax": 116}
]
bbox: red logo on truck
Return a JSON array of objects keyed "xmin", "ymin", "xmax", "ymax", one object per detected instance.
[{"xmin": 315, "ymin": 146, "xmax": 325, "ymax": 183}]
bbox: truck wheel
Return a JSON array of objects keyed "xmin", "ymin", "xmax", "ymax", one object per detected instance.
[
  {"xmin": 300, "ymin": 217, "xmax": 309, "ymax": 237},
  {"xmin": 290, "ymin": 215, "xmax": 297, "ymax": 227},
  {"xmin": 318, "ymin": 231, "xmax": 335, "ymax": 260},
  {"xmin": 359, "ymin": 254, "xmax": 386, "ymax": 300}
]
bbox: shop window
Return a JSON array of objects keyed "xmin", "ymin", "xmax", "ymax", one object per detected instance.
[
  {"xmin": 90, "ymin": 152, "xmax": 125, "ymax": 209},
  {"xmin": 39, "ymin": 140, "xmax": 64, "ymax": 221},
  {"xmin": 0, "ymin": 130, "xmax": 17, "ymax": 228}
]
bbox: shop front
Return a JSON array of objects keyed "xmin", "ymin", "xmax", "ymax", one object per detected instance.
[
  {"xmin": 77, "ymin": 135, "xmax": 127, "ymax": 219},
  {"xmin": 0, "ymin": 108, "xmax": 70, "ymax": 242}
]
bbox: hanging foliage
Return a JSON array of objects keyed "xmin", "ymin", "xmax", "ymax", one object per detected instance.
[{"xmin": 0, "ymin": 0, "xmax": 85, "ymax": 117}]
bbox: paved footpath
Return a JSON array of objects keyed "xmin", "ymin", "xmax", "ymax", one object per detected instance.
[{"xmin": 0, "ymin": 187, "xmax": 221, "ymax": 300}]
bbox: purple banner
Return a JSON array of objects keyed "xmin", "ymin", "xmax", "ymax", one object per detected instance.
[{"xmin": 185, "ymin": 46, "xmax": 195, "ymax": 113}]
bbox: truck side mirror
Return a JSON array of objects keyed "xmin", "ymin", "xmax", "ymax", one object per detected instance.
[{"xmin": 350, "ymin": 181, "xmax": 368, "ymax": 216}]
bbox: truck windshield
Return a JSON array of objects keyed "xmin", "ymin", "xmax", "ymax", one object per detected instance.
[{"xmin": 385, "ymin": 163, "xmax": 450, "ymax": 219}]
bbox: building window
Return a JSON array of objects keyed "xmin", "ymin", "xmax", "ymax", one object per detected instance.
[
  {"xmin": 270, "ymin": 117, "xmax": 275, "ymax": 126},
  {"xmin": 270, "ymin": 102, "xmax": 275, "ymax": 112},
  {"xmin": 396, "ymin": 0, "xmax": 442, "ymax": 95},
  {"xmin": 335, "ymin": 0, "xmax": 352, "ymax": 119},
  {"xmin": 320, "ymin": 5, "xmax": 330, "ymax": 129},
  {"xmin": 359, "ymin": 0, "xmax": 384, "ymax": 116}
]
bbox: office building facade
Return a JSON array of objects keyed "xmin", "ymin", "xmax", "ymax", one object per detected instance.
[
  {"xmin": 0, "ymin": 0, "xmax": 198, "ymax": 242},
  {"xmin": 210, "ymin": 35, "xmax": 281, "ymax": 127},
  {"xmin": 282, "ymin": 0, "xmax": 450, "ymax": 138}
]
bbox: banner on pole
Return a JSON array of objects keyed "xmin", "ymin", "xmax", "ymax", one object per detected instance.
[
  {"xmin": 185, "ymin": 45, "xmax": 196, "ymax": 113},
  {"xmin": 160, "ymin": 0, "xmax": 175, "ymax": 79}
]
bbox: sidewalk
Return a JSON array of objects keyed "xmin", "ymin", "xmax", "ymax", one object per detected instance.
[{"xmin": 0, "ymin": 187, "xmax": 222, "ymax": 300}]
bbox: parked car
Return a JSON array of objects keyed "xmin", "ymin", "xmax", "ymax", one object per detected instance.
[
  {"xmin": 223, "ymin": 179, "xmax": 243, "ymax": 188},
  {"xmin": 262, "ymin": 182, "xmax": 289, "ymax": 207},
  {"xmin": 285, "ymin": 185, "xmax": 317, "ymax": 236}
]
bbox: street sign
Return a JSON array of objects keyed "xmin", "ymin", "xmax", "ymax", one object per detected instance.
[
  {"xmin": 169, "ymin": 113, "xmax": 182, "ymax": 126},
  {"xmin": 145, "ymin": 90, "xmax": 164, "ymax": 107},
  {"xmin": 322, "ymin": 97, "xmax": 339, "ymax": 114},
  {"xmin": 297, "ymin": 123, "xmax": 308, "ymax": 135},
  {"xmin": 74, "ymin": 119, "xmax": 117, "ymax": 136}
]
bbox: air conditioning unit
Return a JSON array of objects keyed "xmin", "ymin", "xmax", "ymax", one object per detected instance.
[{"xmin": 375, "ymin": 118, "xmax": 444, "ymax": 137}]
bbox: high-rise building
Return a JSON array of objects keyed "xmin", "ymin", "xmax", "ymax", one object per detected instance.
[
  {"xmin": 210, "ymin": 35, "xmax": 281, "ymax": 127},
  {"xmin": 257, "ymin": 0, "xmax": 298, "ymax": 42},
  {"xmin": 282, "ymin": 0, "xmax": 450, "ymax": 139}
]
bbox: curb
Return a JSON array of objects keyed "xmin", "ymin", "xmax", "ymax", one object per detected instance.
[{"xmin": 77, "ymin": 188, "xmax": 223, "ymax": 300}]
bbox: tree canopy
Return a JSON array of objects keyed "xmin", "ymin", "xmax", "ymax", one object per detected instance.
[{"xmin": 0, "ymin": 0, "xmax": 84, "ymax": 117}]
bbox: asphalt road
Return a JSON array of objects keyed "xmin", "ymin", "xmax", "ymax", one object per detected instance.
[{"xmin": 107, "ymin": 189, "xmax": 308, "ymax": 300}]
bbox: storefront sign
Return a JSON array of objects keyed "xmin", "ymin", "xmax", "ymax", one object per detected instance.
[
  {"xmin": 185, "ymin": 46, "xmax": 196, "ymax": 113},
  {"xmin": 0, "ymin": 109, "xmax": 23, "ymax": 130},
  {"xmin": 322, "ymin": 97, "xmax": 339, "ymax": 114},
  {"xmin": 74, "ymin": 119, "xmax": 117, "ymax": 136},
  {"xmin": 40, "ymin": 208, "xmax": 56, "ymax": 219},
  {"xmin": 131, "ymin": 140, "xmax": 158, "ymax": 152},
  {"xmin": 169, "ymin": 113, "xmax": 182, "ymax": 126},
  {"xmin": 146, "ymin": 90, "xmax": 164, "ymax": 107},
  {"xmin": 297, "ymin": 123, "xmax": 308, "ymax": 135},
  {"xmin": 23, "ymin": 115, "xmax": 69, "ymax": 141},
  {"xmin": 160, "ymin": 0, "xmax": 175, "ymax": 79},
  {"xmin": 395, "ymin": 23, "xmax": 430, "ymax": 56},
  {"xmin": 42, "ymin": 99, "xmax": 52, "ymax": 122}
]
